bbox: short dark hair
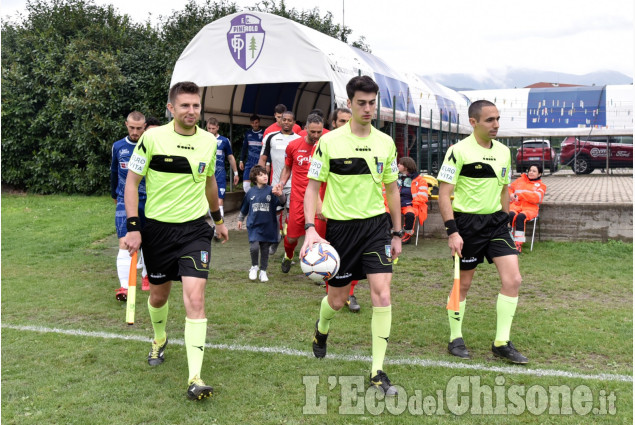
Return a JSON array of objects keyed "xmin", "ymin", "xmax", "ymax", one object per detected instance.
[
  {"xmin": 305, "ymin": 113, "xmax": 323, "ymax": 126},
  {"xmin": 329, "ymin": 107, "xmax": 351, "ymax": 127},
  {"xmin": 468, "ymin": 100, "xmax": 496, "ymax": 121},
  {"xmin": 529, "ymin": 163, "xmax": 543, "ymax": 175},
  {"xmin": 281, "ymin": 110, "xmax": 295, "ymax": 120},
  {"xmin": 168, "ymin": 81, "xmax": 199, "ymax": 104},
  {"xmin": 249, "ymin": 165, "xmax": 267, "ymax": 184},
  {"xmin": 127, "ymin": 111, "xmax": 145, "ymax": 122},
  {"xmin": 145, "ymin": 116, "xmax": 161, "ymax": 127},
  {"xmin": 274, "ymin": 104, "xmax": 287, "ymax": 114},
  {"xmin": 250, "ymin": 114, "xmax": 260, "ymax": 122},
  {"xmin": 399, "ymin": 156, "xmax": 417, "ymax": 174},
  {"xmin": 207, "ymin": 117, "xmax": 219, "ymax": 126},
  {"xmin": 346, "ymin": 75, "xmax": 379, "ymax": 100}
]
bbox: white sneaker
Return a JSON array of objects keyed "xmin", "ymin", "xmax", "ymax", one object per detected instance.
[
  {"xmin": 249, "ymin": 266, "xmax": 259, "ymax": 281},
  {"xmin": 259, "ymin": 270, "xmax": 269, "ymax": 282}
]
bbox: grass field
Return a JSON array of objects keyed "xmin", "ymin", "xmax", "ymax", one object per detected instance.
[{"xmin": 1, "ymin": 194, "xmax": 632, "ymax": 424}]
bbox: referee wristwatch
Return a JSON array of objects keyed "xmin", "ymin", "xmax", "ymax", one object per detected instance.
[{"xmin": 391, "ymin": 229, "xmax": 404, "ymax": 238}]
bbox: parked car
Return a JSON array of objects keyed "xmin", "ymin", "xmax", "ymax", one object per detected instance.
[
  {"xmin": 559, "ymin": 136, "xmax": 633, "ymax": 174},
  {"xmin": 516, "ymin": 139, "xmax": 558, "ymax": 173}
]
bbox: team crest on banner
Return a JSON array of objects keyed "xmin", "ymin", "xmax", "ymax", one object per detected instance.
[{"xmin": 227, "ymin": 14, "xmax": 265, "ymax": 70}]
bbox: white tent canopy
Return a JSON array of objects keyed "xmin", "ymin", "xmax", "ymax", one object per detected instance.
[{"xmin": 170, "ymin": 11, "xmax": 471, "ymax": 133}]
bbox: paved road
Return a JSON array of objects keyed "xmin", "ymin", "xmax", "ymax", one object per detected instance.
[{"xmin": 538, "ymin": 173, "xmax": 632, "ymax": 204}]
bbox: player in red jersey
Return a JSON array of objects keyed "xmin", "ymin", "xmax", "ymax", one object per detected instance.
[{"xmin": 277, "ymin": 113, "xmax": 326, "ymax": 274}]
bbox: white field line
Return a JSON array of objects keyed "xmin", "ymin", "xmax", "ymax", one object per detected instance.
[{"xmin": 2, "ymin": 323, "xmax": 632, "ymax": 383}]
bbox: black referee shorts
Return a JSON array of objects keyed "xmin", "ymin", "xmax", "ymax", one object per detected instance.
[
  {"xmin": 455, "ymin": 210, "xmax": 517, "ymax": 271},
  {"xmin": 326, "ymin": 213, "xmax": 393, "ymax": 287},
  {"xmin": 141, "ymin": 216, "xmax": 214, "ymax": 284}
]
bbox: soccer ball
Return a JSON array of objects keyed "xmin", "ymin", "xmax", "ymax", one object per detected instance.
[{"xmin": 300, "ymin": 243, "xmax": 340, "ymax": 283}]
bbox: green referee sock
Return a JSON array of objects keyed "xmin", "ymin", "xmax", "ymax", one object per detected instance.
[
  {"xmin": 494, "ymin": 293, "xmax": 519, "ymax": 347},
  {"xmin": 371, "ymin": 305, "xmax": 391, "ymax": 377},
  {"xmin": 317, "ymin": 296, "xmax": 337, "ymax": 334},
  {"xmin": 148, "ymin": 299, "xmax": 168, "ymax": 344},
  {"xmin": 185, "ymin": 317, "xmax": 208, "ymax": 382},
  {"xmin": 448, "ymin": 298, "xmax": 466, "ymax": 342}
]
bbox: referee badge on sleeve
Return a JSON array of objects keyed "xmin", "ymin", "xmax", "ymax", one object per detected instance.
[{"xmin": 198, "ymin": 162, "xmax": 207, "ymax": 174}]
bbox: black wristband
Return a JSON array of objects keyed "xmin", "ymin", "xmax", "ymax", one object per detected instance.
[
  {"xmin": 210, "ymin": 209, "xmax": 222, "ymax": 222},
  {"xmin": 444, "ymin": 219, "xmax": 459, "ymax": 236},
  {"xmin": 127, "ymin": 217, "xmax": 141, "ymax": 232},
  {"xmin": 304, "ymin": 223, "xmax": 315, "ymax": 231}
]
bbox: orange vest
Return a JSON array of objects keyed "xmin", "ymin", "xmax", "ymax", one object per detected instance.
[
  {"xmin": 509, "ymin": 174, "xmax": 546, "ymax": 218},
  {"xmin": 410, "ymin": 174, "xmax": 428, "ymax": 223}
]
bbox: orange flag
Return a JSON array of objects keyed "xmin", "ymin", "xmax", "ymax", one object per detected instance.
[
  {"xmin": 446, "ymin": 253, "xmax": 460, "ymax": 312},
  {"xmin": 126, "ymin": 251, "xmax": 138, "ymax": 325}
]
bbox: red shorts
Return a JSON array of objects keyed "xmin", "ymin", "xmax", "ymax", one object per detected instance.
[{"xmin": 287, "ymin": 200, "xmax": 326, "ymax": 239}]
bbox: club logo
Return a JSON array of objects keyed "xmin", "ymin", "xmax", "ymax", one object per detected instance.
[{"xmin": 227, "ymin": 14, "xmax": 265, "ymax": 71}]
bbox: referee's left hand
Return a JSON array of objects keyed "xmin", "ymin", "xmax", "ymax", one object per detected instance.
[
  {"xmin": 391, "ymin": 236, "xmax": 402, "ymax": 260},
  {"xmin": 216, "ymin": 223, "xmax": 229, "ymax": 243}
]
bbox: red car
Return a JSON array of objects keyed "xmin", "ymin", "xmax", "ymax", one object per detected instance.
[
  {"xmin": 559, "ymin": 136, "xmax": 633, "ymax": 174},
  {"xmin": 516, "ymin": 139, "xmax": 558, "ymax": 173}
]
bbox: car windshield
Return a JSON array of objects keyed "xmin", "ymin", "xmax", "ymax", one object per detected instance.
[{"xmin": 522, "ymin": 141, "xmax": 548, "ymax": 149}]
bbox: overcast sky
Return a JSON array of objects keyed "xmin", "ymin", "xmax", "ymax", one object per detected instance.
[{"xmin": 2, "ymin": 0, "xmax": 633, "ymax": 79}]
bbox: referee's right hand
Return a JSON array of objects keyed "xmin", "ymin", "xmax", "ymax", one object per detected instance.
[
  {"xmin": 448, "ymin": 232, "xmax": 463, "ymax": 258},
  {"xmin": 124, "ymin": 231, "xmax": 142, "ymax": 255},
  {"xmin": 300, "ymin": 227, "xmax": 327, "ymax": 258}
]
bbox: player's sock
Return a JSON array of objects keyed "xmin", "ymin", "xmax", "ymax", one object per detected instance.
[
  {"xmin": 148, "ymin": 299, "xmax": 169, "ymax": 344},
  {"xmin": 136, "ymin": 249, "xmax": 144, "ymax": 270},
  {"xmin": 219, "ymin": 206, "xmax": 224, "ymax": 217},
  {"xmin": 185, "ymin": 317, "xmax": 208, "ymax": 382},
  {"xmin": 116, "ymin": 249, "xmax": 131, "ymax": 288},
  {"xmin": 494, "ymin": 293, "xmax": 518, "ymax": 346},
  {"xmin": 349, "ymin": 280, "xmax": 358, "ymax": 296},
  {"xmin": 317, "ymin": 296, "xmax": 337, "ymax": 334},
  {"xmin": 448, "ymin": 298, "xmax": 467, "ymax": 341},
  {"xmin": 283, "ymin": 236, "xmax": 296, "ymax": 260},
  {"xmin": 371, "ymin": 305, "xmax": 392, "ymax": 377}
]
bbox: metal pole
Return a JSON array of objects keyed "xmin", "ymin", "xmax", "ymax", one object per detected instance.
[
  {"xmin": 391, "ymin": 95, "xmax": 396, "ymax": 141},
  {"xmin": 404, "ymin": 88, "xmax": 410, "ymax": 157},
  {"xmin": 438, "ymin": 109, "xmax": 443, "ymax": 173},
  {"xmin": 428, "ymin": 109, "xmax": 432, "ymax": 173},
  {"xmin": 417, "ymin": 105, "xmax": 422, "ymax": 172},
  {"xmin": 376, "ymin": 91, "xmax": 381, "ymax": 130}
]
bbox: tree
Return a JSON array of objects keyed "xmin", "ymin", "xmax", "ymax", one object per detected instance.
[
  {"xmin": 1, "ymin": 0, "xmax": 372, "ymax": 194},
  {"xmin": 2, "ymin": 0, "xmax": 142, "ymax": 193}
]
